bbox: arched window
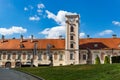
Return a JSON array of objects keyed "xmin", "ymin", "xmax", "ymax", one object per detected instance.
[
  {"xmin": 70, "ymin": 52, "xmax": 74, "ymax": 60},
  {"xmin": 70, "ymin": 43, "xmax": 74, "ymax": 48},
  {"xmin": 70, "ymin": 26, "xmax": 74, "ymax": 32},
  {"xmin": 70, "ymin": 35, "xmax": 74, "ymax": 40}
]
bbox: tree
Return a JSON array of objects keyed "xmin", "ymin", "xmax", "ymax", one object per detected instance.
[
  {"xmin": 95, "ymin": 55, "xmax": 101, "ymax": 64},
  {"xmin": 104, "ymin": 56, "xmax": 110, "ymax": 64}
]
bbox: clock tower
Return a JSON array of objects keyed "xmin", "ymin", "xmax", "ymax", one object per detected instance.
[{"xmin": 65, "ymin": 15, "xmax": 80, "ymax": 65}]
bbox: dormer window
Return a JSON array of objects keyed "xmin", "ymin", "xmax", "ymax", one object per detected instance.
[
  {"xmin": 94, "ymin": 44, "xmax": 98, "ymax": 48},
  {"xmin": 20, "ymin": 44, "xmax": 24, "ymax": 48},
  {"xmin": 70, "ymin": 26, "xmax": 74, "ymax": 32}
]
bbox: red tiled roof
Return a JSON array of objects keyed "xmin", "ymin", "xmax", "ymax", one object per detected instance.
[
  {"xmin": 0, "ymin": 38, "xmax": 120, "ymax": 50},
  {"xmin": 0, "ymin": 39, "xmax": 65, "ymax": 50},
  {"xmin": 80, "ymin": 38, "xmax": 120, "ymax": 49}
]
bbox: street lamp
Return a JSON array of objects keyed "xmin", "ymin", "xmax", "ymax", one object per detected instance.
[
  {"xmin": 31, "ymin": 43, "xmax": 37, "ymax": 67},
  {"xmin": 46, "ymin": 44, "xmax": 53, "ymax": 66},
  {"xmin": 86, "ymin": 47, "xmax": 91, "ymax": 64}
]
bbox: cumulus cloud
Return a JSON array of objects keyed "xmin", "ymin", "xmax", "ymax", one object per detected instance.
[
  {"xmin": 0, "ymin": 26, "xmax": 27, "ymax": 35},
  {"xmin": 39, "ymin": 10, "xmax": 78, "ymax": 38},
  {"xmin": 112, "ymin": 21, "xmax": 120, "ymax": 26},
  {"xmin": 46, "ymin": 10, "xmax": 77, "ymax": 25},
  {"xmin": 99, "ymin": 30, "xmax": 114, "ymax": 36},
  {"xmin": 37, "ymin": 3, "xmax": 45, "ymax": 9},
  {"xmin": 79, "ymin": 33, "xmax": 86, "ymax": 38},
  {"xmin": 40, "ymin": 26, "xmax": 65, "ymax": 39},
  {"xmin": 29, "ymin": 15, "xmax": 40, "ymax": 21}
]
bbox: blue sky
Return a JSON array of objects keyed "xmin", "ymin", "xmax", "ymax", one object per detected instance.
[{"xmin": 0, "ymin": 0, "xmax": 120, "ymax": 39}]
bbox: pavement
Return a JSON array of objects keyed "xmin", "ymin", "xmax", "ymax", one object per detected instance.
[{"xmin": 0, "ymin": 68, "xmax": 41, "ymax": 80}]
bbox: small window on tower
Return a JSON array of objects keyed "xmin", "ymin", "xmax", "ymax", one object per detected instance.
[
  {"xmin": 70, "ymin": 36, "xmax": 74, "ymax": 40},
  {"xmin": 70, "ymin": 26, "xmax": 74, "ymax": 32},
  {"xmin": 70, "ymin": 43, "xmax": 74, "ymax": 48},
  {"xmin": 70, "ymin": 52, "xmax": 74, "ymax": 60}
]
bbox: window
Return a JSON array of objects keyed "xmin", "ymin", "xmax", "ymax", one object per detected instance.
[
  {"xmin": 70, "ymin": 35, "xmax": 74, "ymax": 40},
  {"xmin": 59, "ymin": 54, "xmax": 63, "ymax": 60},
  {"xmin": 38, "ymin": 54, "xmax": 42, "ymax": 60},
  {"xmin": 94, "ymin": 44, "xmax": 98, "ymax": 48},
  {"xmin": 18, "ymin": 54, "xmax": 21, "ymax": 60},
  {"xmin": 70, "ymin": 52, "xmax": 74, "ymax": 60},
  {"xmin": 83, "ymin": 54, "xmax": 86, "ymax": 60},
  {"xmin": 70, "ymin": 43, "xmax": 74, "ymax": 48},
  {"xmin": 70, "ymin": 26, "xmax": 74, "ymax": 32},
  {"xmin": 20, "ymin": 44, "xmax": 24, "ymax": 48},
  {"xmin": 7, "ymin": 54, "xmax": 11, "ymax": 60},
  {"xmin": 27, "ymin": 54, "xmax": 31, "ymax": 60}
]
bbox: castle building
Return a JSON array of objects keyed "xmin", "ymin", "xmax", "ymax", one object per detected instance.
[{"xmin": 0, "ymin": 15, "xmax": 120, "ymax": 68}]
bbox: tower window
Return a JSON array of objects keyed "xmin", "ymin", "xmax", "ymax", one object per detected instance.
[
  {"xmin": 70, "ymin": 43, "xmax": 74, "ymax": 48},
  {"xmin": 70, "ymin": 52, "xmax": 74, "ymax": 60},
  {"xmin": 70, "ymin": 35, "xmax": 74, "ymax": 40},
  {"xmin": 70, "ymin": 26, "xmax": 74, "ymax": 32}
]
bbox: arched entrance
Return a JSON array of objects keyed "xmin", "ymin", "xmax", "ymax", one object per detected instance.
[
  {"xmin": 5, "ymin": 62, "xmax": 11, "ymax": 68},
  {"xmin": 15, "ymin": 62, "xmax": 21, "ymax": 68}
]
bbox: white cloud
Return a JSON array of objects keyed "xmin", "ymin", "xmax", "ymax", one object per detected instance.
[
  {"xmin": 40, "ymin": 10, "xmax": 78, "ymax": 38},
  {"xmin": 99, "ymin": 30, "xmax": 114, "ymax": 36},
  {"xmin": 37, "ymin": 9, "xmax": 42, "ymax": 13},
  {"xmin": 24, "ymin": 7, "xmax": 28, "ymax": 11},
  {"xmin": 46, "ymin": 10, "xmax": 77, "ymax": 25},
  {"xmin": 0, "ymin": 26, "xmax": 27, "ymax": 35},
  {"xmin": 37, "ymin": 3, "xmax": 45, "ymax": 9},
  {"xmin": 40, "ymin": 26, "xmax": 65, "ymax": 39},
  {"xmin": 79, "ymin": 33, "xmax": 86, "ymax": 38},
  {"xmin": 29, "ymin": 15, "xmax": 40, "ymax": 21},
  {"xmin": 112, "ymin": 21, "xmax": 120, "ymax": 26}
]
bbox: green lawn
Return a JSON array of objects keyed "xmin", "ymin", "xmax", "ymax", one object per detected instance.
[{"xmin": 15, "ymin": 64, "xmax": 120, "ymax": 80}]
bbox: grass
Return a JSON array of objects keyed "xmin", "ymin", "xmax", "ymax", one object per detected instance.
[{"xmin": 15, "ymin": 64, "xmax": 120, "ymax": 80}]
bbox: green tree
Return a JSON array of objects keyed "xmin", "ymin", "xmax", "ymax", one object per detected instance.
[
  {"xmin": 104, "ymin": 56, "xmax": 110, "ymax": 64},
  {"xmin": 95, "ymin": 55, "xmax": 101, "ymax": 64}
]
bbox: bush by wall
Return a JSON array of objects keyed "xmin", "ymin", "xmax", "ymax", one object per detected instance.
[
  {"xmin": 104, "ymin": 56, "xmax": 110, "ymax": 64},
  {"xmin": 95, "ymin": 55, "xmax": 101, "ymax": 64}
]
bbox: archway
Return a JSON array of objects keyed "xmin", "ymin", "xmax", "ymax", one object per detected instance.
[
  {"xmin": 15, "ymin": 62, "xmax": 21, "ymax": 68},
  {"xmin": 5, "ymin": 62, "xmax": 11, "ymax": 68}
]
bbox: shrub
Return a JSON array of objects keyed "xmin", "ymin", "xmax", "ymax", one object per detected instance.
[
  {"xmin": 95, "ymin": 55, "xmax": 101, "ymax": 64},
  {"xmin": 104, "ymin": 56, "xmax": 110, "ymax": 64}
]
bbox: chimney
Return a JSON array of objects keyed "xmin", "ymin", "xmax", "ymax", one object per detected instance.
[
  {"xmin": 31, "ymin": 35, "xmax": 33, "ymax": 42},
  {"xmin": 87, "ymin": 35, "xmax": 90, "ymax": 39},
  {"xmin": 59, "ymin": 35, "xmax": 62, "ymax": 39},
  {"xmin": 1, "ymin": 35, "xmax": 5, "ymax": 42},
  {"xmin": 112, "ymin": 34, "xmax": 117, "ymax": 38},
  {"xmin": 20, "ymin": 35, "xmax": 23, "ymax": 42}
]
